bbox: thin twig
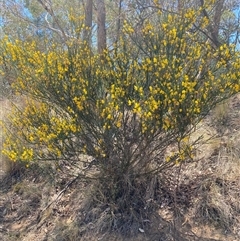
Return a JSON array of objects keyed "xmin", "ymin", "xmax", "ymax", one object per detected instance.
[{"xmin": 41, "ymin": 174, "xmax": 79, "ymax": 213}]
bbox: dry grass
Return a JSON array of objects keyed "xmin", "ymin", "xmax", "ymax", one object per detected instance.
[
  {"xmin": 0, "ymin": 99, "xmax": 12, "ymax": 179},
  {"xmin": 178, "ymin": 95, "xmax": 240, "ymax": 240},
  {"xmin": 194, "ymin": 137, "xmax": 240, "ymax": 231}
]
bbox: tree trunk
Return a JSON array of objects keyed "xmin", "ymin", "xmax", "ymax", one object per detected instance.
[
  {"xmin": 177, "ymin": 0, "xmax": 184, "ymax": 12},
  {"xmin": 83, "ymin": 0, "xmax": 93, "ymax": 46},
  {"xmin": 97, "ymin": 0, "xmax": 106, "ymax": 54},
  {"xmin": 213, "ymin": 0, "xmax": 224, "ymax": 38},
  {"xmin": 115, "ymin": 0, "xmax": 123, "ymax": 45},
  {"xmin": 199, "ymin": 0, "xmax": 225, "ymax": 47}
]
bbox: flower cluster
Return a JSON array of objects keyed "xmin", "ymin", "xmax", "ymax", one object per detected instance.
[{"xmin": 0, "ymin": 7, "xmax": 239, "ymax": 173}]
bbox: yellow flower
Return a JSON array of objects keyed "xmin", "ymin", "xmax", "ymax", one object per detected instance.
[{"xmin": 107, "ymin": 114, "xmax": 112, "ymax": 120}]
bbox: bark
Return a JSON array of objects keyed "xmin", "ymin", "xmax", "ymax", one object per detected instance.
[
  {"xmin": 213, "ymin": 0, "xmax": 224, "ymax": 38},
  {"xmin": 97, "ymin": 0, "xmax": 106, "ymax": 54},
  {"xmin": 83, "ymin": 0, "xmax": 93, "ymax": 46},
  {"xmin": 199, "ymin": 0, "xmax": 225, "ymax": 47},
  {"xmin": 177, "ymin": 0, "xmax": 184, "ymax": 12},
  {"xmin": 115, "ymin": 0, "xmax": 123, "ymax": 45}
]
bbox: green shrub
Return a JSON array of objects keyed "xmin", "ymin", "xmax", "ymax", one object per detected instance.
[{"xmin": 0, "ymin": 7, "xmax": 239, "ymax": 234}]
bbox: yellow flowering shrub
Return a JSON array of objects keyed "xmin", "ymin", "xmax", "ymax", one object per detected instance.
[{"xmin": 0, "ymin": 7, "xmax": 239, "ymax": 199}]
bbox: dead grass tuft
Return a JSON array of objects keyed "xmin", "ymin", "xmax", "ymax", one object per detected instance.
[
  {"xmin": 195, "ymin": 177, "xmax": 235, "ymax": 230},
  {"xmin": 186, "ymin": 94, "xmax": 240, "ymax": 237},
  {"xmin": 76, "ymin": 176, "xmax": 159, "ymax": 238},
  {"xmin": 51, "ymin": 219, "xmax": 80, "ymax": 241}
]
